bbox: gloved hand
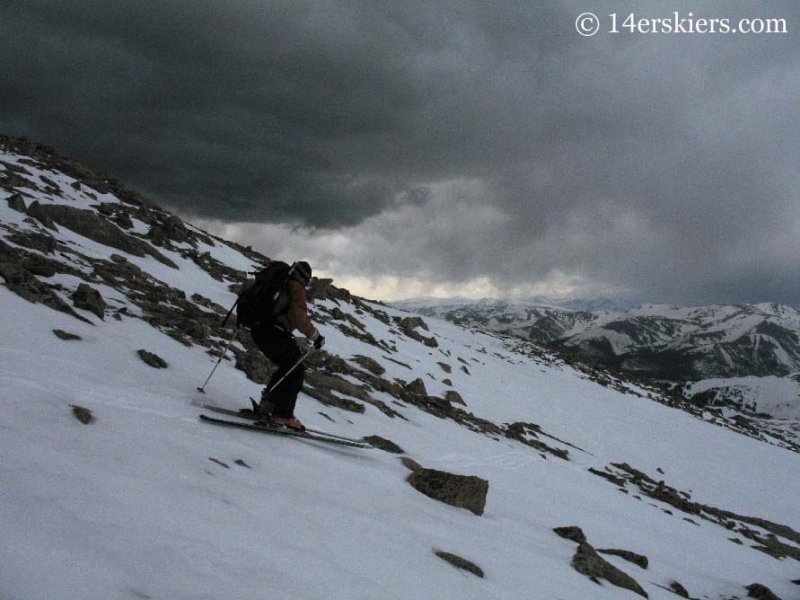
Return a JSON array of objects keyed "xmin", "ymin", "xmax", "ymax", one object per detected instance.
[{"xmin": 310, "ymin": 331, "xmax": 326, "ymax": 350}]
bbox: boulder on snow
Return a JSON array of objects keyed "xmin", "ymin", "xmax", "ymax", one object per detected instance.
[
  {"xmin": 406, "ymin": 464, "xmax": 489, "ymax": 516},
  {"xmin": 137, "ymin": 349, "xmax": 168, "ymax": 369},
  {"xmin": 70, "ymin": 404, "xmax": 94, "ymax": 424},
  {"xmin": 53, "ymin": 329, "xmax": 82, "ymax": 341}
]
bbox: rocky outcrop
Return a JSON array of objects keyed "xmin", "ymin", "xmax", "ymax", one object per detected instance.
[
  {"xmin": 571, "ymin": 542, "xmax": 648, "ymax": 598},
  {"xmin": 591, "ymin": 462, "xmax": 800, "ymax": 565},
  {"xmin": 0, "ymin": 239, "xmax": 90, "ymax": 322},
  {"xmin": 7, "ymin": 192, "xmax": 26, "ymax": 212},
  {"xmin": 554, "ymin": 526, "xmax": 649, "ymax": 598},
  {"xmin": 396, "ymin": 316, "xmax": 438, "ymax": 347},
  {"xmin": 27, "ymin": 202, "xmax": 177, "ymax": 268}
]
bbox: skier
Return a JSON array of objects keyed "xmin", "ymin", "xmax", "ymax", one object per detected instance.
[{"xmin": 252, "ymin": 261, "xmax": 325, "ymax": 429}]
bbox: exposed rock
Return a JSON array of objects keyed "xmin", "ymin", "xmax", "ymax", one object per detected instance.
[
  {"xmin": 598, "ymin": 548, "xmax": 649, "ymax": 570},
  {"xmin": 148, "ymin": 214, "xmax": 191, "ymax": 246},
  {"xmin": 183, "ymin": 249, "xmax": 244, "ymax": 283},
  {"xmin": 351, "ymin": 354, "xmax": 385, "ymax": 376},
  {"xmin": 25, "ymin": 200, "xmax": 57, "ymax": 230},
  {"xmin": 137, "ymin": 349, "xmax": 168, "ymax": 369},
  {"xmin": 27, "ymin": 202, "xmax": 177, "ymax": 268},
  {"xmin": 363, "ymin": 436, "xmax": 404, "ymax": 454},
  {"xmin": 71, "ymin": 283, "xmax": 106, "ymax": 320},
  {"xmin": 406, "ymin": 465, "xmax": 489, "ymax": 516},
  {"xmin": 309, "ymin": 277, "xmax": 351, "ymax": 303},
  {"xmin": 444, "ymin": 390, "xmax": 466, "ymax": 406},
  {"xmin": 399, "ymin": 316, "xmax": 429, "ymax": 332},
  {"xmin": 70, "ymin": 405, "xmax": 94, "ymax": 424},
  {"xmin": 53, "ymin": 329, "xmax": 82, "ymax": 341},
  {"xmin": 233, "ymin": 346, "xmax": 273, "ymax": 384},
  {"xmin": 505, "ymin": 422, "xmax": 570, "ymax": 460},
  {"xmin": 0, "ymin": 240, "xmax": 89, "ymax": 322},
  {"xmin": 669, "ymin": 581, "xmax": 690, "ymax": 598},
  {"xmin": 400, "ymin": 457, "xmax": 424, "ymax": 472},
  {"xmin": 588, "ymin": 467, "xmax": 627, "ymax": 488},
  {"xmin": 404, "ymin": 378, "xmax": 428, "ymax": 398},
  {"xmin": 553, "ymin": 526, "xmax": 587, "ymax": 544},
  {"xmin": 599, "ymin": 462, "xmax": 800, "ymax": 563},
  {"xmin": 396, "ymin": 316, "xmax": 438, "ymax": 347},
  {"xmin": 304, "ymin": 387, "xmax": 366, "ymax": 413},
  {"xmin": 7, "ymin": 192, "xmax": 27, "ymax": 212},
  {"xmin": 746, "ymin": 583, "xmax": 782, "ymax": 600},
  {"xmin": 434, "ymin": 551, "xmax": 484, "ymax": 578},
  {"xmin": 7, "ymin": 230, "xmax": 58, "ymax": 254},
  {"xmin": 571, "ymin": 542, "xmax": 648, "ymax": 598}
]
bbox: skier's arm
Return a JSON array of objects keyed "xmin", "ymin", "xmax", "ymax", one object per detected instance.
[{"xmin": 286, "ymin": 279, "xmax": 318, "ymax": 339}]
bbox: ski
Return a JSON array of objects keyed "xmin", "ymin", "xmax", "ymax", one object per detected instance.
[
  {"xmin": 199, "ymin": 414, "xmax": 371, "ymax": 449},
  {"xmin": 200, "ymin": 403, "xmax": 368, "ymax": 445}
]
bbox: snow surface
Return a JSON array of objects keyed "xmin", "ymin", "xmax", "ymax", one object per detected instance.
[
  {"xmin": 2, "ymin": 285, "xmax": 800, "ymax": 599},
  {"xmin": 2, "ymin": 150, "xmax": 800, "ymax": 600}
]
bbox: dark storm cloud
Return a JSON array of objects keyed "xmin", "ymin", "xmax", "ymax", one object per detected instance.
[{"xmin": 1, "ymin": 0, "xmax": 798, "ymax": 304}]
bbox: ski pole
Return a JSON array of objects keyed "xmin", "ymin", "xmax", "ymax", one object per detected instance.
[
  {"xmin": 267, "ymin": 349, "xmax": 313, "ymax": 394},
  {"xmin": 197, "ymin": 327, "xmax": 240, "ymax": 393}
]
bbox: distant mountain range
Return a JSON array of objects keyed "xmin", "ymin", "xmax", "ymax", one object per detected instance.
[{"xmin": 393, "ymin": 298, "xmax": 800, "ymax": 417}]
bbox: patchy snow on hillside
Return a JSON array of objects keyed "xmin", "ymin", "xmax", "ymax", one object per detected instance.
[
  {"xmin": 686, "ymin": 375, "xmax": 800, "ymax": 420},
  {"xmin": 2, "ymin": 138, "xmax": 800, "ymax": 600}
]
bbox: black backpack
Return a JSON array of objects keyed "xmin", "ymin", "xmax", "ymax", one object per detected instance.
[{"xmin": 224, "ymin": 261, "xmax": 293, "ymax": 328}]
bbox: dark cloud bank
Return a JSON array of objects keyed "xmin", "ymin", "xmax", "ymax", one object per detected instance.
[{"xmin": 1, "ymin": 0, "xmax": 798, "ymax": 304}]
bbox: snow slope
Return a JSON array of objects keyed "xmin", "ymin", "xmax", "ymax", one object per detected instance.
[{"xmin": 2, "ymin": 137, "xmax": 800, "ymax": 600}]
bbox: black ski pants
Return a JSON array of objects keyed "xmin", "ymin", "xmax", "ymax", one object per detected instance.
[{"xmin": 250, "ymin": 322, "xmax": 305, "ymax": 419}]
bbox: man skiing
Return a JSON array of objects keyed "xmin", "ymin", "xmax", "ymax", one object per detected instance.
[{"xmin": 251, "ymin": 261, "xmax": 325, "ymax": 430}]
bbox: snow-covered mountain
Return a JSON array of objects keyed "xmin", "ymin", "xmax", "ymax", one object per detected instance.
[
  {"xmin": 399, "ymin": 298, "xmax": 800, "ymax": 409},
  {"xmin": 2, "ymin": 134, "xmax": 800, "ymax": 600}
]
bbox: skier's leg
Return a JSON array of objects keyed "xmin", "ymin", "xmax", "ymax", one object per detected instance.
[{"xmin": 251, "ymin": 324, "xmax": 304, "ymax": 419}]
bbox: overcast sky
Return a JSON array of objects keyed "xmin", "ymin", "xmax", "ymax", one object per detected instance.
[{"xmin": 2, "ymin": 0, "xmax": 798, "ymax": 305}]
